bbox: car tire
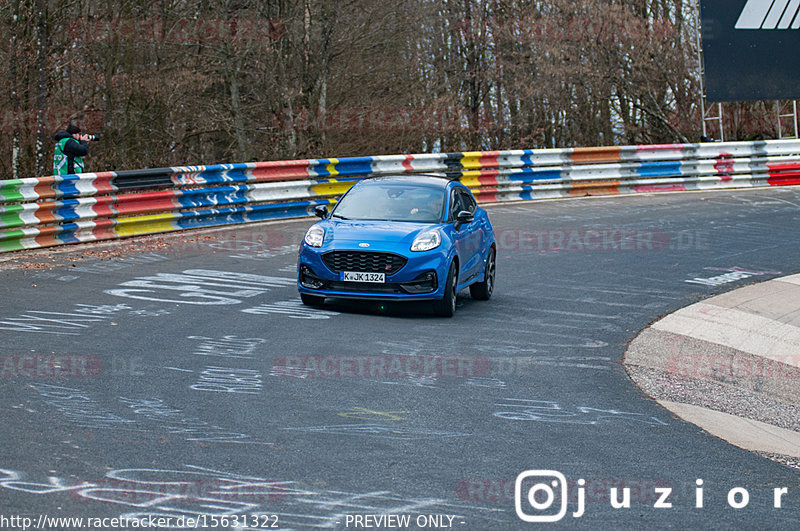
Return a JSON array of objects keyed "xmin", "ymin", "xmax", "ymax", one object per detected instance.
[
  {"xmin": 469, "ymin": 247, "xmax": 495, "ymax": 301},
  {"xmin": 300, "ymin": 293, "xmax": 325, "ymax": 307},
  {"xmin": 433, "ymin": 261, "xmax": 458, "ymax": 317}
]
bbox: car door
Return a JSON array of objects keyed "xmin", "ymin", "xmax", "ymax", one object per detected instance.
[{"xmin": 449, "ymin": 187, "xmax": 483, "ymax": 283}]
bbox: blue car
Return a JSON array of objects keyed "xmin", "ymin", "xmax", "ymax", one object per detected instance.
[{"xmin": 297, "ymin": 175, "xmax": 496, "ymax": 316}]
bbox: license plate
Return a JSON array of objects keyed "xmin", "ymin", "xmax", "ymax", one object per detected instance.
[{"xmin": 342, "ymin": 271, "xmax": 385, "ymax": 283}]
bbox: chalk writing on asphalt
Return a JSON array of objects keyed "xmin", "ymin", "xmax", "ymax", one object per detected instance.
[
  {"xmin": 493, "ymin": 398, "xmax": 668, "ymax": 426},
  {"xmin": 0, "ymin": 464, "xmax": 505, "ymax": 528},
  {"xmin": 28, "ymin": 384, "xmax": 273, "ymax": 445},
  {"xmin": 105, "ymin": 269, "xmax": 295, "ymax": 305}
]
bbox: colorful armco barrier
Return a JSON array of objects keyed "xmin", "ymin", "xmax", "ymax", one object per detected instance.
[{"xmin": 2, "ymin": 139, "xmax": 799, "ymax": 253}]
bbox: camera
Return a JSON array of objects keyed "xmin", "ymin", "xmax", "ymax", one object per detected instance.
[{"xmin": 86, "ymin": 134, "xmax": 101, "ymax": 142}]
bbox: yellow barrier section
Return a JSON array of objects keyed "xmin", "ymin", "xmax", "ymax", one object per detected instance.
[{"xmin": 114, "ymin": 213, "xmax": 179, "ymax": 237}]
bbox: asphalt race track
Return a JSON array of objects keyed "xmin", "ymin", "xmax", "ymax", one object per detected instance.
[{"xmin": 1, "ymin": 188, "xmax": 799, "ymax": 530}]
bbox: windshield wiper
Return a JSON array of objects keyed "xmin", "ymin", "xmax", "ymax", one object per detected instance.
[{"xmin": 330, "ymin": 213, "xmax": 349, "ymax": 219}]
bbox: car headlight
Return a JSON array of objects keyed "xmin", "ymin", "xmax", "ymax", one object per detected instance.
[
  {"xmin": 304, "ymin": 226, "xmax": 325, "ymax": 247},
  {"xmin": 411, "ymin": 229, "xmax": 441, "ymax": 252}
]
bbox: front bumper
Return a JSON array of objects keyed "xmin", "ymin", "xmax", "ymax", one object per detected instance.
[{"xmin": 298, "ymin": 245, "xmax": 449, "ymax": 301}]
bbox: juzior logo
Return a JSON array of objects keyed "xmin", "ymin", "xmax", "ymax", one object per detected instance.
[{"xmin": 736, "ymin": 0, "xmax": 800, "ymax": 29}]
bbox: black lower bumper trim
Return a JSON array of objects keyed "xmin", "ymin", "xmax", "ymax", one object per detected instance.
[{"xmin": 301, "ymin": 267, "xmax": 437, "ymax": 295}]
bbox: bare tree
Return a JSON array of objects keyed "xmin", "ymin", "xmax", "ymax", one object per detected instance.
[
  {"xmin": 0, "ymin": 0, "xmax": 791, "ymax": 180},
  {"xmin": 34, "ymin": 0, "xmax": 49, "ymax": 175}
]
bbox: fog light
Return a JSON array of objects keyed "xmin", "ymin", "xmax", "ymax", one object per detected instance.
[
  {"xmin": 300, "ymin": 266, "xmax": 324, "ymax": 289},
  {"xmin": 401, "ymin": 271, "xmax": 437, "ymax": 294}
]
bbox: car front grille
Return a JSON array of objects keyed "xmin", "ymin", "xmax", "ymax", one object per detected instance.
[{"xmin": 322, "ymin": 251, "xmax": 407, "ymax": 275}]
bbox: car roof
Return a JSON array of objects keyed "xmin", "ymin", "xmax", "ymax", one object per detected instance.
[{"xmin": 356, "ymin": 174, "xmax": 455, "ymax": 189}]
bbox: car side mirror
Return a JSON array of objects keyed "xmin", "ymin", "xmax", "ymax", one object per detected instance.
[
  {"xmin": 314, "ymin": 205, "xmax": 329, "ymax": 219},
  {"xmin": 454, "ymin": 210, "xmax": 474, "ymax": 229}
]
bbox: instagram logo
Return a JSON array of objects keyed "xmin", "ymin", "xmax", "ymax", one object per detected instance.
[{"xmin": 515, "ymin": 470, "xmax": 578, "ymax": 522}]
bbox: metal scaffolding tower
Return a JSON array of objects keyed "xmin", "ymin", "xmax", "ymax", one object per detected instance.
[
  {"xmin": 696, "ymin": 3, "xmax": 723, "ymax": 142},
  {"xmin": 777, "ymin": 100, "xmax": 799, "ymax": 139}
]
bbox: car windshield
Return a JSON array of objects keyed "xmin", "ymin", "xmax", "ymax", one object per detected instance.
[{"xmin": 332, "ymin": 183, "xmax": 446, "ymax": 223}]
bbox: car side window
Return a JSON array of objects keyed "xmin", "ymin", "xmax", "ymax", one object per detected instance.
[
  {"xmin": 451, "ymin": 189, "xmax": 475, "ymax": 218},
  {"xmin": 461, "ymin": 190, "xmax": 477, "ymax": 213},
  {"xmin": 448, "ymin": 190, "xmax": 461, "ymax": 221}
]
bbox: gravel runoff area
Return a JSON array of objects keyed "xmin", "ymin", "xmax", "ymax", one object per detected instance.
[{"xmin": 624, "ymin": 275, "xmax": 800, "ymax": 471}]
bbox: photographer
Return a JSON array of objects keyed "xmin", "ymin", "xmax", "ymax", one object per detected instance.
[{"xmin": 53, "ymin": 123, "xmax": 97, "ymax": 175}]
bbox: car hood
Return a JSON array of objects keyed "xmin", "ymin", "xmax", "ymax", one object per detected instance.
[{"xmin": 321, "ymin": 219, "xmax": 439, "ymax": 244}]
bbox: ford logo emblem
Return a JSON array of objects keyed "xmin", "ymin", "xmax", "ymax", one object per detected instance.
[{"xmin": 358, "ymin": 242, "xmax": 370, "ymax": 247}]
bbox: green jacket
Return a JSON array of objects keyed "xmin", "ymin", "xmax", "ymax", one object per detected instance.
[{"xmin": 53, "ymin": 132, "xmax": 88, "ymax": 175}]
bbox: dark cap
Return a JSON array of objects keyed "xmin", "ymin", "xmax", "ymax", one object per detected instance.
[{"xmin": 66, "ymin": 124, "xmax": 81, "ymax": 135}]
